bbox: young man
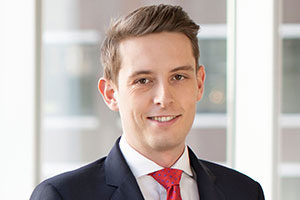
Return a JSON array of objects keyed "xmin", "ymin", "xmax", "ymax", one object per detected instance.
[{"xmin": 31, "ymin": 4, "xmax": 265, "ymax": 200}]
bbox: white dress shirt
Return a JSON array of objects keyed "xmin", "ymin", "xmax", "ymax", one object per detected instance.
[{"xmin": 119, "ymin": 136, "xmax": 200, "ymax": 200}]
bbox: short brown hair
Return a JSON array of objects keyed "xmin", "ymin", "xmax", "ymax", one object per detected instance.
[{"xmin": 100, "ymin": 4, "xmax": 200, "ymax": 84}]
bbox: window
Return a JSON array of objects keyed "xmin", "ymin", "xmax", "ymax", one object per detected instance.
[{"xmin": 280, "ymin": 0, "xmax": 300, "ymax": 198}]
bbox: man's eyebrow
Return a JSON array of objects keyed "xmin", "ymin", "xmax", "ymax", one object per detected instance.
[
  {"xmin": 170, "ymin": 65, "xmax": 195, "ymax": 73},
  {"xmin": 128, "ymin": 70, "xmax": 154, "ymax": 79}
]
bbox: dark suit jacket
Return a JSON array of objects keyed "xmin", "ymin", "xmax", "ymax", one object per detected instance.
[{"xmin": 30, "ymin": 138, "xmax": 264, "ymax": 200}]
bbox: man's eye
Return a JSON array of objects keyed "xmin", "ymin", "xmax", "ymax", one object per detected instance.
[
  {"xmin": 173, "ymin": 74, "xmax": 185, "ymax": 81},
  {"xmin": 136, "ymin": 78, "xmax": 150, "ymax": 84}
]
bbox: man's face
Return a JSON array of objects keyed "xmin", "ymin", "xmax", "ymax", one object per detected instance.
[{"xmin": 109, "ymin": 32, "xmax": 205, "ymax": 155}]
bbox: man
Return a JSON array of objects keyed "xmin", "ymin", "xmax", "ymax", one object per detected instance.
[{"xmin": 30, "ymin": 4, "xmax": 264, "ymax": 200}]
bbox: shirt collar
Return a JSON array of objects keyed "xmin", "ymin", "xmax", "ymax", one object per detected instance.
[{"xmin": 119, "ymin": 136, "xmax": 194, "ymax": 178}]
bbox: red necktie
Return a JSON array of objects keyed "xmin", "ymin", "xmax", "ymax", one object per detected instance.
[{"xmin": 149, "ymin": 168, "xmax": 183, "ymax": 200}]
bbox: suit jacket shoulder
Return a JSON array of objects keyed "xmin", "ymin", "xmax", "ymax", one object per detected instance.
[
  {"xmin": 203, "ymin": 159, "xmax": 264, "ymax": 198},
  {"xmin": 188, "ymin": 148, "xmax": 264, "ymax": 200},
  {"xmin": 30, "ymin": 157, "xmax": 115, "ymax": 200}
]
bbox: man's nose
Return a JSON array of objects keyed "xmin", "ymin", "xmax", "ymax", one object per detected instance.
[{"xmin": 153, "ymin": 82, "xmax": 175, "ymax": 108}]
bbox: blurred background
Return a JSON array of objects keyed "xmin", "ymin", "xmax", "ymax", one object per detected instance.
[{"xmin": 1, "ymin": 0, "xmax": 299, "ymax": 199}]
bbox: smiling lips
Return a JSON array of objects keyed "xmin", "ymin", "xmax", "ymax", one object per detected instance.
[{"xmin": 148, "ymin": 115, "xmax": 181, "ymax": 122}]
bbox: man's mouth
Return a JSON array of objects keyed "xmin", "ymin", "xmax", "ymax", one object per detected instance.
[{"xmin": 148, "ymin": 115, "xmax": 180, "ymax": 122}]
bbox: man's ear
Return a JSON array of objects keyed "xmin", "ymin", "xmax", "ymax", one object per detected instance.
[
  {"xmin": 98, "ymin": 78, "xmax": 119, "ymax": 111},
  {"xmin": 196, "ymin": 65, "xmax": 206, "ymax": 101}
]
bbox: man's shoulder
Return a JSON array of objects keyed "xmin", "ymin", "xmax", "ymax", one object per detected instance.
[
  {"xmin": 198, "ymin": 159, "xmax": 264, "ymax": 198},
  {"xmin": 30, "ymin": 157, "xmax": 112, "ymax": 200},
  {"xmin": 46, "ymin": 156, "xmax": 106, "ymax": 185}
]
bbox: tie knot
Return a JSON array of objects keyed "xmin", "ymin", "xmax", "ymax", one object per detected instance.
[{"xmin": 149, "ymin": 168, "xmax": 183, "ymax": 189}]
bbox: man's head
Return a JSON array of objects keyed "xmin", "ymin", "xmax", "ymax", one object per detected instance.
[
  {"xmin": 99, "ymin": 4, "xmax": 205, "ymax": 166},
  {"xmin": 100, "ymin": 4, "xmax": 200, "ymax": 85}
]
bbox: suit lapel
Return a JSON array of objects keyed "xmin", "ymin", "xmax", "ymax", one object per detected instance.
[
  {"xmin": 110, "ymin": 176, "xmax": 144, "ymax": 200},
  {"xmin": 104, "ymin": 138, "xmax": 144, "ymax": 200},
  {"xmin": 189, "ymin": 147, "xmax": 226, "ymax": 200}
]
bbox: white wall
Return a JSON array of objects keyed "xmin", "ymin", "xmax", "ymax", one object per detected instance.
[{"xmin": 0, "ymin": 0, "xmax": 38, "ymax": 199}]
